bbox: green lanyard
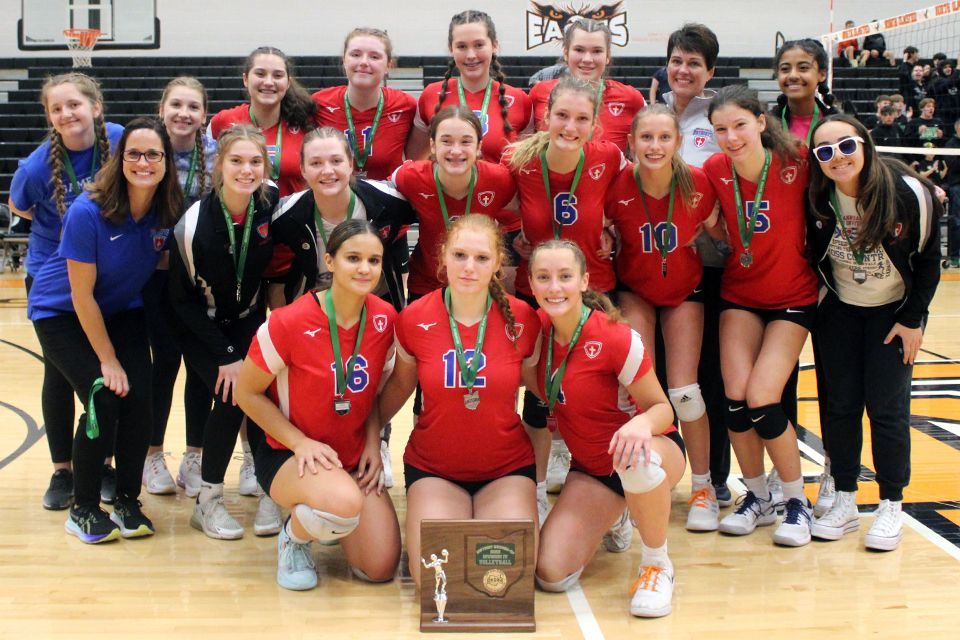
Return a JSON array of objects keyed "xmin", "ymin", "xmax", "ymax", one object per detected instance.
[
  {"xmin": 219, "ymin": 194, "xmax": 256, "ymax": 302},
  {"xmin": 544, "ymin": 305, "xmax": 591, "ymax": 413},
  {"xmin": 731, "ymin": 149, "xmax": 771, "ymax": 268},
  {"xmin": 62, "ymin": 145, "xmax": 100, "ymax": 198},
  {"xmin": 781, "ymin": 101, "xmax": 820, "ymax": 147},
  {"xmin": 183, "ymin": 143, "xmax": 200, "ymax": 198},
  {"xmin": 248, "ymin": 106, "xmax": 282, "ymax": 181},
  {"xmin": 85, "ymin": 377, "xmax": 106, "ymax": 439},
  {"xmin": 313, "ymin": 189, "xmax": 357, "ymax": 247},
  {"xmin": 594, "ymin": 79, "xmax": 605, "ymax": 120},
  {"xmin": 633, "ymin": 167, "xmax": 676, "ymax": 278},
  {"xmin": 434, "ymin": 164, "xmax": 477, "ymax": 228},
  {"xmin": 540, "ymin": 148, "xmax": 585, "ymax": 239},
  {"xmin": 344, "ymin": 89, "xmax": 385, "ymax": 174},
  {"xmin": 324, "ymin": 289, "xmax": 367, "ymax": 398},
  {"xmin": 457, "ymin": 78, "xmax": 493, "ymax": 134},
  {"xmin": 830, "ymin": 189, "xmax": 865, "ymax": 265},
  {"xmin": 443, "ymin": 287, "xmax": 491, "ymax": 393}
]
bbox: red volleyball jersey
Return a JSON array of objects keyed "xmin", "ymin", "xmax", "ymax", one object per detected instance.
[
  {"xmin": 312, "ymin": 86, "xmax": 416, "ymax": 180},
  {"xmin": 415, "ymin": 79, "xmax": 533, "ymax": 163},
  {"xmin": 703, "ymin": 151, "xmax": 819, "ymax": 308},
  {"xmin": 247, "ymin": 292, "xmax": 397, "ymax": 471},
  {"xmin": 397, "ymin": 289, "xmax": 539, "ymax": 481},
  {"xmin": 506, "ymin": 140, "xmax": 625, "ymax": 296},
  {"xmin": 530, "ymin": 79, "xmax": 646, "ymax": 153},
  {"xmin": 534, "ymin": 309, "xmax": 655, "ymax": 476},
  {"xmin": 392, "ymin": 159, "xmax": 518, "ymax": 295},
  {"xmin": 606, "ymin": 165, "xmax": 718, "ymax": 307}
]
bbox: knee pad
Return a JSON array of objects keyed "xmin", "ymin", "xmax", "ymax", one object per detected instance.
[
  {"xmin": 668, "ymin": 384, "xmax": 706, "ymax": 422},
  {"xmin": 535, "ymin": 567, "xmax": 583, "ymax": 592},
  {"xmin": 617, "ymin": 450, "xmax": 666, "ymax": 494},
  {"xmin": 521, "ymin": 390, "xmax": 549, "ymax": 429},
  {"xmin": 293, "ymin": 504, "xmax": 360, "ymax": 543},
  {"xmin": 725, "ymin": 398, "xmax": 750, "ymax": 433},
  {"xmin": 351, "ymin": 565, "xmax": 393, "ymax": 583},
  {"xmin": 748, "ymin": 403, "xmax": 789, "ymax": 440}
]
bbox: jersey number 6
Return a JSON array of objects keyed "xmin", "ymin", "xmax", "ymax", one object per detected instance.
[{"xmin": 553, "ymin": 192, "xmax": 579, "ymax": 227}]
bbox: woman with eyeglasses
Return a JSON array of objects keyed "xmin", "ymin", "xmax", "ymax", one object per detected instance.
[{"xmin": 806, "ymin": 114, "xmax": 941, "ymax": 551}]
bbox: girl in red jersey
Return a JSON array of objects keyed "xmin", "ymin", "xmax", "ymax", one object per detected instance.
[
  {"xmin": 392, "ymin": 106, "xmax": 517, "ymax": 300},
  {"xmin": 704, "ymin": 85, "xmax": 819, "ymax": 547},
  {"xmin": 237, "ymin": 219, "xmax": 400, "ymax": 590},
  {"xmin": 606, "ymin": 104, "xmax": 721, "ymax": 532},
  {"xmin": 523, "ymin": 240, "xmax": 684, "ymax": 618},
  {"xmin": 378, "ymin": 215, "xmax": 540, "ymax": 586},
  {"xmin": 407, "ymin": 10, "xmax": 533, "ymax": 163},
  {"xmin": 529, "ymin": 18, "xmax": 646, "ymax": 153},
  {"xmin": 312, "ymin": 28, "xmax": 416, "ymax": 180}
]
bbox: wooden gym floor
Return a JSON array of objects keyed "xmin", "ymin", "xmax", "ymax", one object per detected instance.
[{"xmin": 0, "ymin": 274, "xmax": 958, "ymax": 639}]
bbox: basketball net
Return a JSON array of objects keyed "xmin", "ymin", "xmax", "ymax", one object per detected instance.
[{"xmin": 63, "ymin": 28, "xmax": 100, "ymax": 68}]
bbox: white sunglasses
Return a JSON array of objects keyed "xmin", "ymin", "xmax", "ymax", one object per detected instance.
[{"xmin": 812, "ymin": 136, "xmax": 865, "ymax": 162}]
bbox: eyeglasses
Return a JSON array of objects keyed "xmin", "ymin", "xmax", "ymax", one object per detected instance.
[
  {"xmin": 122, "ymin": 149, "xmax": 165, "ymax": 163},
  {"xmin": 812, "ymin": 136, "xmax": 864, "ymax": 163}
]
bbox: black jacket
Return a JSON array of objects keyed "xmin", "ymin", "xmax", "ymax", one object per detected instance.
[{"xmin": 807, "ymin": 174, "xmax": 941, "ymax": 328}]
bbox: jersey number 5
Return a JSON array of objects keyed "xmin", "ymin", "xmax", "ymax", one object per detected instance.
[
  {"xmin": 746, "ymin": 201, "xmax": 771, "ymax": 233},
  {"xmin": 442, "ymin": 349, "xmax": 487, "ymax": 388},
  {"xmin": 330, "ymin": 355, "xmax": 370, "ymax": 393}
]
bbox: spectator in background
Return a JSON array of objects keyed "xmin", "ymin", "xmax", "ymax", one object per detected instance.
[
  {"xmin": 529, "ymin": 58, "xmax": 567, "ymax": 86},
  {"xmin": 871, "ymin": 105, "xmax": 903, "ymax": 151},
  {"xmin": 933, "ymin": 52, "xmax": 948, "ymax": 73},
  {"xmin": 898, "ymin": 46, "xmax": 920, "ymax": 93},
  {"xmin": 889, "ymin": 94, "xmax": 910, "ymax": 126},
  {"xmin": 836, "ymin": 20, "xmax": 859, "ymax": 68},
  {"xmin": 649, "ymin": 66, "xmax": 670, "ymax": 104},
  {"xmin": 930, "ymin": 59, "xmax": 960, "ymax": 125},
  {"xmin": 944, "ymin": 118, "xmax": 960, "ymax": 267},
  {"xmin": 910, "ymin": 142, "xmax": 947, "ymax": 186},
  {"xmin": 859, "ymin": 27, "xmax": 896, "ymax": 67},
  {"xmin": 861, "ymin": 94, "xmax": 891, "ymax": 129},
  {"xmin": 904, "ymin": 97, "xmax": 945, "ymax": 147},
  {"xmin": 904, "ymin": 65, "xmax": 928, "ymax": 113}
]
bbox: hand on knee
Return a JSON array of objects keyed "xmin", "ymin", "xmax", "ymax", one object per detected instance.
[
  {"xmin": 747, "ymin": 403, "xmax": 789, "ymax": 440},
  {"xmin": 293, "ymin": 504, "xmax": 360, "ymax": 543},
  {"xmin": 617, "ymin": 450, "xmax": 665, "ymax": 494},
  {"xmin": 668, "ymin": 384, "xmax": 706, "ymax": 422},
  {"xmin": 535, "ymin": 567, "xmax": 583, "ymax": 592}
]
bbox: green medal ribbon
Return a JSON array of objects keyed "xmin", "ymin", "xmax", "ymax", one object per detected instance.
[
  {"xmin": 544, "ymin": 305, "xmax": 591, "ymax": 413},
  {"xmin": 731, "ymin": 148, "xmax": 772, "ymax": 257},
  {"xmin": 443, "ymin": 287, "xmax": 491, "ymax": 392},
  {"xmin": 540, "ymin": 148, "xmax": 585, "ymax": 239},
  {"xmin": 62, "ymin": 145, "xmax": 100, "ymax": 200},
  {"xmin": 85, "ymin": 377, "xmax": 106, "ymax": 439},
  {"xmin": 781, "ymin": 101, "xmax": 820, "ymax": 147},
  {"xmin": 434, "ymin": 164, "xmax": 477, "ymax": 229},
  {"xmin": 830, "ymin": 189, "xmax": 866, "ymax": 265},
  {"xmin": 457, "ymin": 78, "xmax": 493, "ymax": 134},
  {"xmin": 248, "ymin": 106, "xmax": 282, "ymax": 181},
  {"xmin": 219, "ymin": 194, "xmax": 256, "ymax": 303},
  {"xmin": 183, "ymin": 143, "xmax": 200, "ymax": 198},
  {"xmin": 313, "ymin": 189, "xmax": 357, "ymax": 247},
  {"xmin": 324, "ymin": 289, "xmax": 367, "ymax": 398},
  {"xmin": 633, "ymin": 167, "xmax": 676, "ymax": 278},
  {"xmin": 344, "ymin": 89, "xmax": 385, "ymax": 173}
]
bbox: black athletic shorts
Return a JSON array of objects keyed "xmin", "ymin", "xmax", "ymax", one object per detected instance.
[
  {"xmin": 718, "ymin": 298, "xmax": 816, "ymax": 332},
  {"xmin": 570, "ymin": 429, "xmax": 685, "ymax": 498},
  {"xmin": 404, "ymin": 463, "xmax": 537, "ymax": 495},
  {"xmin": 255, "ymin": 444, "xmax": 361, "ymax": 496}
]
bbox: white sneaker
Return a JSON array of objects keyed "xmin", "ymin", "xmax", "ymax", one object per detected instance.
[
  {"xmin": 380, "ymin": 440, "xmax": 394, "ymax": 489},
  {"xmin": 811, "ymin": 490, "xmax": 859, "ymax": 540},
  {"xmin": 255, "ymin": 494, "xmax": 283, "ymax": 537},
  {"xmin": 864, "ymin": 499, "xmax": 903, "ymax": 551},
  {"xmin": 686, "ymin": 485, "xmax": 720, "ymax": 531},
  {"xmin": 767, "ymin": 469, "xmax": 784, "ymax": 514},
  {"xmin": 142, "ymin": 451, "xmax": 176, "ymax": 495},
  {"xmin": 772, "ymin": 497, "xmax": 813, "ymax": 547},
  {"xmin": 537, "ymin": 491, "xmax": 551, "ymax": 526},
  {"xmin": 629, "ymin": 565, "xmax": 674, "ymax": 618},
  {"xmin": 602, "ymin": 508, "xmax": 633, "ymax": 553},
  {"xmin": 191, "ymin": 496, "xmax": 244, "ymax": 540},
  {"xmin": 276, "ymin": 525, "xmax": 317, "ymax": 591},
  {"xmin": 237, "ymin": 452, "xmax": 261, "ymax": 496},
  {"xmin": 545, "ymin": 441, "xmax": 570, "ymax": 494},
  {"xmin": 176, "ymin": 452, "xmax": 202, "ymax": 498},
  {"xmin": 814, "ymin": 472, "xmax": 836, "ymax": 518},
  {"xmin": 719, "ymin": 491, "xmax": 777, "ymax": 535}
]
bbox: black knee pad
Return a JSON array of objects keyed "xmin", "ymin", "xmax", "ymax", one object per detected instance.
[
  {"xmin": 748, "ymin": 403, "xmax": 789, "ymax": 440},
  {"xmin": 521, "ymin": 389, "xmax": 549, "ymax": 429},
  {"xmin": 725, "ymin": 397, "xmax": 750, "ymax": 433}
]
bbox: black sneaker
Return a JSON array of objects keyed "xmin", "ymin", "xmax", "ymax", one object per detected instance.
[
  {"xmin": 110, "ymin": 498, "xmax": 155, "ymax": 538},
  {"xmin": 100, "ymin": 464, "xmax": 117, "ymax": 505},
  {"xmin": 713, "ymin": 481, "xmax": 733, "ymax": 507},
  {"xmin": 43, "ymin": 469, "xmax": 74, "ymax": 510},
  {"xmin": 65, "ymin": 504, "xmax": 121, "ymax": 544}
]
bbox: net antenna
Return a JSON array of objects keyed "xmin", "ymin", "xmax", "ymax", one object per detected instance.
[{"xmin": 63, "ymin": 28, "xmax": 101, "ymax": 68}]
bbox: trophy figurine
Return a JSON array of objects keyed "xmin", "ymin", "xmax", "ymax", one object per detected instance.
[{"xmin": 421, "ymin": 549, "xmax": 450, "ymax": 623}]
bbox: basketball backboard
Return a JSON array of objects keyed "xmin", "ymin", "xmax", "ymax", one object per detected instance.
[{"xmin": 18, "ymin": 0, "xmax": 159, "ymax": 50}]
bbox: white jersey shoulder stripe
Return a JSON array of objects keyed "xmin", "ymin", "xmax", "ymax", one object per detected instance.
[
  {"xmin": 617, "ymin": 329, "xmax": 646, "ymax": 387},
  {"xmin": 902, "ymin": 175, "xmax": 933, "ymax": 252},
  {"xmin": 256, "ymin": 320, "xmax": 286, "ymax": 375},
  {"xmin": 176, "ymin": 200, "xmax": 202, "ymax": 284},
  {"xmin": 272, "ymin": 189, "xmax": 308, "ymax": 223},
  {"xmin": 364, "ymin": 178, "xmax": 407, "ymax": 202}
]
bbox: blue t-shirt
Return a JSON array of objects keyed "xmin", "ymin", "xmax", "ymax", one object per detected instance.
[
  {"xmin": 175, "ymin": 134, "xmax": 218, "ymax": 209},
  {"xmin": 9, "ymin": 122, "xmax": 124, "ymax": 275},
  {"xmin": 27, "ymin": 192, "xmax": 168, "ymax": 321}
]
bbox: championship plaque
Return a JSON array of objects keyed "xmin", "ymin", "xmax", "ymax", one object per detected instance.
[{"xmin": 419, "ymin": 519, "xmax": 536, "ymax": 632}]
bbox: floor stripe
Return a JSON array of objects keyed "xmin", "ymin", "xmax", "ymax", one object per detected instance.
[
  {"xmin": 903, "ymin": 512, "xmax": 960, "ymax": 563},
  {"xmin": 566, "ymin": 583, "xmax": 605, "ymax": 640},
  {"xmin": 931, "ymin": 420, "xmax": 960, "ymax": 438}
]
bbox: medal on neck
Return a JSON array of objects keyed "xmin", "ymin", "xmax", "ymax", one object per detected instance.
[
  {"xmin": 634, "ymin": 167, "xmax": 676, "ymax": 278},
  {"xmin": 344, "ymin": 89, "xmax": 384, "ymax": 178},
  {"xmin": 444, "ymin": 287, "xmax": 491, "ymax": 410},
  {"xmin": 457, "ymin": 78, "xmax": 493, "ymax": 136},
  {"xmin": 830, "ymin": 189, "xmax": 868, "ymax": 284},
  {"xmin": 540, "ymin": 148, "xmax": 585, "ymax": 239},
  {"xmin": 324, "ymin": 289, "xmax": 367, "ymax": 415},
  {"xmin": 731, "ymin": 148, "xmax": 771, "ymax": 268},
  {"xmin": 544, "ymin": 305, "xmax": 591, "ymax": 427},
  {"xmin": 219, "ymin": 194, "xmax": 256, "ymax": 303}
]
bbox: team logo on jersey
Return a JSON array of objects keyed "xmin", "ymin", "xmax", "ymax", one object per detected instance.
[
  {"xmin": 504, "ymin": 94, "xmax": 516, "ymax": 108},
  {"xmin": 583, "ymin": 341, "xmax": 603, "ymax": 359},
  {"xmin": 304, "ymin": 327, "xmax": 323, "ymax": 338},
  {"xmin": 506, "ymin": 322, "xmax": 525, "ymax": 341},
  {"xmin": 689, "ymin": 192, "xmax": 703, "ymax": 208},
  {"xmin": 720, "ymin": 176, "xmax": 734, "ymax": 185},
  {"xmin": 417, "ymin": 322, "xmax": 437, "ymax": 331},
  {"xmin": 325, "ymin": 106, "xmax": 340, "ymax": 113},
  {"xmin": 378, "ymin": 225, "xmax": 392, "ymax": 239},
  {"xmin": 618, "ymin": 197, "xmax": 635, "ymax": 207},
  {"xmin": 257, "ymin": 223, "xmax": 269, "ymax": 239},
  {"xmin": 588, "ymin": 164, "xmax": 606, "ymax": 180},
  {"xmin": 693, "ymin": 127, "xmax": 712, "ymax": 148},
  {"xmin": 387, "ymin": 111, "xmax": 403, "ymax": 123},
  {"xmin": 607, "ymin": 102, "xmax": 625, "ymax": 117},
  {"xmin": 780, "ymin": 166, "xmax": 798, "ymax": 184},
  {"xmin": 477, "ymin": 191, "xmax": 495, "ymax": 207},
  {"xmin": 373, "ymin": 314, "xmax": 388, "ymax": 333},
  {"xmin": 520, "ymin": 167, "xmax": 536, "ymax": 175},
  {"xmin": 526, "ymin": 1, "xmax": 629, "ymax": 49},
  {"xmin": 419, "ymin": 192, "xmax": 435, "ymax": 199},
  {"xmin": 152, "ymin": 229, "xmax": 169, "ymax": 252}
]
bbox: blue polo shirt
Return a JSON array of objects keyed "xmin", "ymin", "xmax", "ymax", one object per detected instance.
[
  {"xmin": 8, "ymin": 122, "xmax": 124, "ymax": 275},
  {"xmin": 27, "ymin": 192, "xmax": 168, "ymax": 321}
]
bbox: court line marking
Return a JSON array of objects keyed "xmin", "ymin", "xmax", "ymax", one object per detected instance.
[{"xmin": 566, "ymin": 583, "xmax": 605, "ymax": 640}]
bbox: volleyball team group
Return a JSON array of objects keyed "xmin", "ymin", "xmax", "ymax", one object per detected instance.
[{"xmin": 8, "ymin": 11, "xmax": 942, "ymax": 619}]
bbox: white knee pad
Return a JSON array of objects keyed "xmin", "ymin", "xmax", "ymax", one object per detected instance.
[
  {"xmin": 668, "ymin": 383, "xmax": 706, "ymax": 423},
  {"xmin": 617, "ymin": 450, "xmax": 666, "ymax": 494},
  {"xmin": 536, "ymin": 567, "xmax": 583, "ymax": 593},
  {"xmin": 293, "ymin": 504, "xmax": 359, "ymax": 543}
]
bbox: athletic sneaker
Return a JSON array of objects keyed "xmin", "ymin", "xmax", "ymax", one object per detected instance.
[
  {"xmin": 864, "ymin": 499, "xmax": 903, "ymax": 551},
  {"xmin": 237, "ymin": 452, "xmax": 260, "ymax": 496},
  {"xmin": 142, "ymin": 451, "xmax": 176, "ymax": 495},
  {"xmin": 545, "ymin": 442, "xmax": 570, "ymax": 494},
  {"xmin": 686, "ymin": 486, "xmax": 720, "ymax": 531},
  {"xmin": 602, "ymin": 508, "xmax": 633, "ymax": 553},
  {"xmin": 713, "ymin": 480, "xmax": 733, "ymax": 507},
  {"xmin": 65, "ymin": 504, "xmax": 120, "ymax": 544},
  {"xmin": 191, "ymin": 496, "xmax": 244, "ymax": 540},
  {"xmin": 767, "ymin": 469, "xmax": 784, "ymax": 514},
  {"xmin": 276, "ymin": 524, "xmax": 317, "ymax": 591},
  {"xmin": 813, "ymin": 472, "xmax": 837, "ymax": 518},
  {"xmin": 176, "ymin": 452, "xmax": 202, "ymax": 498},
  {"xmin": 100, "ymin": 464, "xmax": 117, "ymax": 505},
  {"xmin": 811, "ymin": 490, "xmax": 859, "ymax": 540},
  {"xmin": 537, "ymin": 491, "xmax": 551, "ymax": 526},
  {"xmin": 772, "ymin": 497, "xmax": 813, "ymax": 547},
  {"xmin": 719, "ymin": 491, "xmax": 777, "ymax": 535},
  {"xmin": 43, "ymin": 469, "xmax": 74, "ymax": 510},
  {"xmin": 254, "ymin": 494, "xmax": 283, "ymax": 537},
  {"xmin": 110, "ymin": 498, "xmax": 155, "ymax": 538},
  {"xmin": 380, "ymin": 440, "xmax": 394, "ymax": 489},
  {"xmin": 629, "ymin": 565, "xmax": 674, "ymax": 618}
]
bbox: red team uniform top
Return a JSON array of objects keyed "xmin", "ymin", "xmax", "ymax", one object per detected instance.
[
  {"xmin": 392, "ymin": 159, "xmax": 518, "ymax": 295},
  {"xmin": 415, "ymin": 79, "xmax": 533, "ymax": 162},
  {"xmin": 605, "ymin": 165, "xmax": 718, "ymax": 307},
  {"xmin": 396, "ymin": 289, "xmax": 540, "ymax": 481},
  {"xmin": 312, "ymin": 86, "xmax": 416, "ymax": 180},
  {"xmin": 703, "ymin": 150, "xmax": 818, "ymax": 309},
  {"xmin": 246, "ymin": 292, "xmax": 397, "ymax": 471},
  {"xmin": 529, "ymin": 79, "xmax": 646, "ymax": 153},
  {"xmin": 506, "ymin": 140, "xmax": 625, "ymax": 296}
]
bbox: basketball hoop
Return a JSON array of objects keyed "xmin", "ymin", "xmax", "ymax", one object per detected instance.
[{"xmin": 63, "ymin": 28, "xmax": 101, "ymax": 68}]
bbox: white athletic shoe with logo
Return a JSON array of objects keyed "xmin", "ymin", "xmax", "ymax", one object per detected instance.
[
  {"xmin": 629, "ymin": 565, "xmax": 674, "ymax": 618},
  {"xmin": 719, "ymin": 491, "xmax": 777, "ymax": 535},
  {"xmin": 814, "ymin": 472, "xmax": 837, "ymax": 518},
  {"xmin": 811, "ymin": 490, "xmax": 859, "ymax": 540},
  {"xmin": 380, "ymin": 440, "xmax": 394, "ymax": 489},
  {"xmin": 254, "ymin": 494, "xmax": 283, "ymax": 536},
  {"xmin": 276, "ymin": 525, "xmax": 317, "ymax": 591},
  {"xmin": 537, "ymin": 491, "xmax": 551, "ymax": 527},
  {"xmin": 686, "ymin": 485, "xmax": 720, "ymax": 531},
  {"xmin": 772, "ymin": 497, "xmax": 813, "ymax": 547},
  {"xmin": 602, "ymin": 508, "xmax": 633, "ymax": 553},
  {"xmin": 545, "ymin": 441, "xmax": 571, "ymax": 494},
  {"xmin": 864, "ymin": 499, "xmax": 903, "ymax": 551},
  {"xmin": 237, "ymin": 452, "xmax": 261, "ymax": 496},
  {"xmin": 176, "ymin": 451, "xmax": 202, "ymax": 498},
  {"xmin": 191, "ymin": 496, "xmax": 244, "ymax": 540},
  {"xmin": 767, "ymin": 469, "xmax": 784, "ymax": 514},
  {"xmin": 142, "ymin": 451, "xmax": 176, "ymax": 495}
]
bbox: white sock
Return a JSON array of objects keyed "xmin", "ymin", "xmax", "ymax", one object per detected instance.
[
  {"xmin": 781, "ymin": 477, "xmax": 805, "ymax": 502},
  {"xmin": 198, "ymin": 482, "xmax": 222, "ymax": 506},
  {"xmin": 743, "ymin": 474, "xmax": 770, "ymax": 502},
  {"xmin": 537, "ymin": 481, "xmax": 547, "ymax": 501},
  {"xmin": 640, "ymin": 541, "xmax": 672, "ymax": 573},
  {"xmin": 691, "ymin": 472, "xmax": 711, "ymax": 491},
  {"xmin": 285, "ymin": 517, "xmax": 310, "ymax": 544}
]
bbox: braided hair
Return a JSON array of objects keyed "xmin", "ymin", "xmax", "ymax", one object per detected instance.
[{"xmin": 159, "ymin": 76, "xmax": 211, "ymax": 198}]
